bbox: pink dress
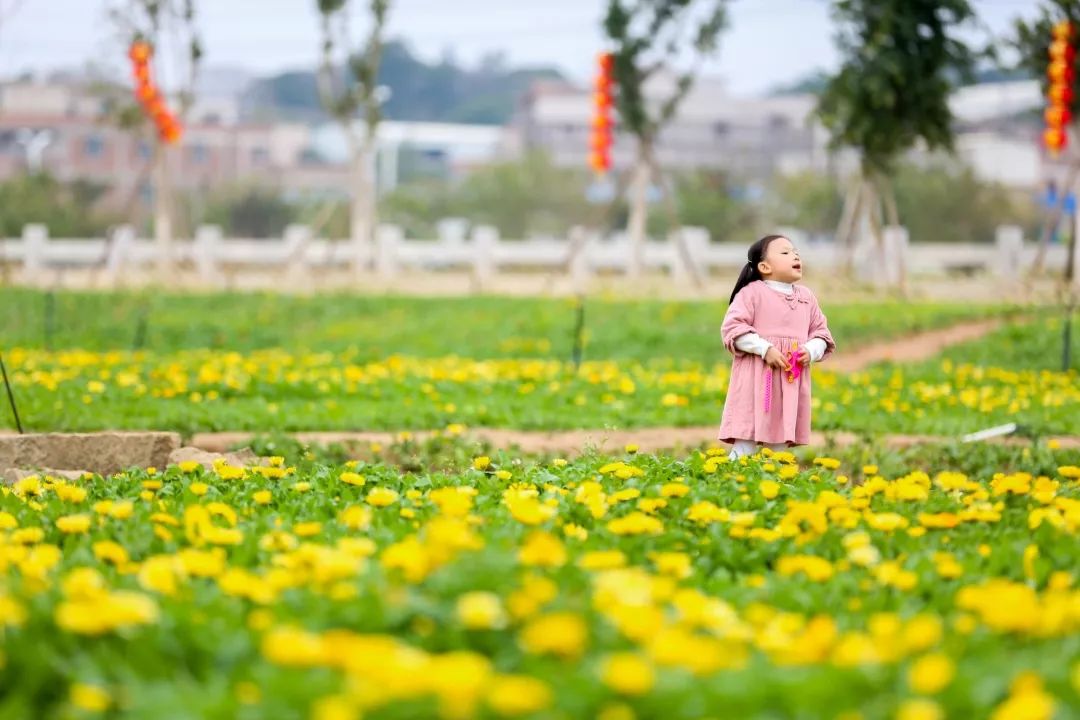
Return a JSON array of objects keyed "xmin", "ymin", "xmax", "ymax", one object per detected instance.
[{"xmin": 718, "ymin": 281, "xmax": 835, "ymax": 447}]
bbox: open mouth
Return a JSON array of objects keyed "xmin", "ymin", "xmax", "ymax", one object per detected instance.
[{"xmin": 793, "ymin": 264, "xmax": 802, "ymax": 271}]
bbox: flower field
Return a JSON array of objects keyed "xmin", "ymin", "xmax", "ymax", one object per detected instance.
[
  {"xmin": 2, "ymin": 289, "xmax": 1079, "ymax": 718},
  {"xmin": 3, "ymin": 316, "xmax": 1077, "ymax": 437},
  {"xmin": 1, "ymin": 445, "xmax": 1079, "ymax": 718}
]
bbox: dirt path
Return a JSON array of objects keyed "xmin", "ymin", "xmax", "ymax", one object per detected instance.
[
  {"xmin": 189, "ymin": 318, "xmax": 1037, "ymax": 454},
  {"xmin": 826, "ymin": 317, "xmax": 1005, "ymax": 373},
  {"xmin": 189, "ymin": 427, "xmax": 1079, "ymax": 455}
]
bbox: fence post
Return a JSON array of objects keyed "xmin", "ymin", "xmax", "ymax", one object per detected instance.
[
  {"xmin": 193, "ymin": 225, "xmax": 223, "ymax": 287},
  {"xmin": 883, "ymin": 225, "xmax": 910, "ymax": 288},
  {"xmin": 23, "ymin": 224, "xmax": 47, "ymax": 283},
  {"xmin": 472, "ymin": 225, "xmax": 498, "ymax": 291},
  {"xmin": 376, "ymin": 224, "xmax": 403, "ymax": 279},
  {"xmin": 994, "ymin": 225, "xmax": 1023, "ymax": 281},
  {"xmin": 104, "ymin": 224, "xmax": 136, "ymax": 288}
]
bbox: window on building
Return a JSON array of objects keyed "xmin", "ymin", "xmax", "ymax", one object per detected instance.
[
  {"xmin": 189, "ymin": 143, "xmax": 209, "ymax": 164},
  {"xmin": 84, "ymin": 135, "xmax": 105, "ymax": 157},
  {"xmin": 767, "ymin": 115, "xmax": 790, "ymax": 131},
  {"xmin": 251, "ymin": 147, "xmax": 270, "ymax": 165},
  {"xmin": 713, "ymin": 121, "xmax": 730, "ymax": 137},
  {"xmin": 137, "ymin": 141, "xmax": 152, "ymax": 159}
]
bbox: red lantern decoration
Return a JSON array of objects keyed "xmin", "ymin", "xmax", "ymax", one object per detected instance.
[
  {"xmin": 1049, "ymin": 59, "xmax": 1075, "ymax": 84},
  {"xmin": 1044, "ymin": 22, "xmax": 1076, "ymax": 156},
  {"xmin": 1046, "ymin": 104, "xmax": 1072, "ymax": 128},
  {"xmin": 128, "ymin": 41, "xmax": 151, "ymax": 64},
  {"xmin": 1050, "ymin": 39, "xmax": 1076, "ymax": 63},
  {"xmin": 589, "ymin": 52, "xmax": 615, "ymax": 175},
  {"xmin": 127, "ymin": 41, "xmax": 183, "ymax": 145},
  {"xmin": 1045, "ymin": 126, "xmax": 1067, "ymax": 152}
]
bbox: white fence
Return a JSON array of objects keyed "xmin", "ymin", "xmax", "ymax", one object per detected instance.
[{"xmin": 0, "ymin": 222, "xmax": 1075, "ymax": 290}]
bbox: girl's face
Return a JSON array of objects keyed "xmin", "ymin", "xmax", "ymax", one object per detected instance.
[{"xmin": 758, "ymin": 237, "xmax": 802, "ymax": 283}]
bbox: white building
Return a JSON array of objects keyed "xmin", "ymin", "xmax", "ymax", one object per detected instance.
[{"xmin": 516, "ymin": 75, "xmax": 1044, "ymax": 189}]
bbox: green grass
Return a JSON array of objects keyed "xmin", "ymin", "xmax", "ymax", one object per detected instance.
[{"xmin": 1, "ymin": 288, "xmax": 1013, "ymax": 363}]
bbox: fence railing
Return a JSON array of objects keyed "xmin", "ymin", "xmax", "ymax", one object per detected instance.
[{"xmin": 1, "ymin": 222, "xmax": 1075, "ymax": 289}]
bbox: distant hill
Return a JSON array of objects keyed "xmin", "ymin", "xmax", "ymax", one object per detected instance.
[
  {"xmin": 769, "ymin": 65, "xmax": 1035, "ymax": 98},
  {"xmin": 241, "ymin": 39, "xmax": 565, "ymax": 125}
]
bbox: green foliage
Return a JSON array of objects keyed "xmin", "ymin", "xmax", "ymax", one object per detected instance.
[
  {"xmin": 376, "ymin": 152, "xmax": 593, "ymax": 239},
  {"xmin": 315, "ymin": 0, "xmax": 389, "ymax": 126},
  {"xmin": 893, "ymin": 163, "xmax": 1040, "ymax": 244},
  {"xmin": 649, "ymin": 171, "xmax": 761, "ymax": 241},
  {"xmin": 0, "ymin": 174, "xmax": 120, "ymax": 237},
  {"xmin": 817, "ymin": 0, "xmax": 980, "ymax": 174},
  {"xmin": 603, "ymin": 0, "xmax": 727, "ymax": 142},
  {"xmin": 198, "ymin": 187, "xmax": 298, "ymax": 239},
  {"xmin": 1012, "ymin": 0, "xmax": 1080, "ymax": 116},
  {"xmin": 768, "ymin": 172, "xmax": 845, "ymax": 237}
]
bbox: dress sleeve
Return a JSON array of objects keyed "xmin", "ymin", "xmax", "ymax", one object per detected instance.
[
  {"xmin": 807, "ymin": 293, "xmax": 836, "ymax": 361},
  {"xmin": 722, "ymin": 288, "xmax": 759, "ymax": 356}
]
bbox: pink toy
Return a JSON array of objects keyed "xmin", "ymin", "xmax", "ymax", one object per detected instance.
[{"xmin": 764, "ymin": 342, "xmax": 802, "ymax": 413}]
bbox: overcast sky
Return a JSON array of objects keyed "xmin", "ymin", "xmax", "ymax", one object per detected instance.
[{"xmin": 0, "ymin": 0, "xmax": 1038, "ymax": 96}]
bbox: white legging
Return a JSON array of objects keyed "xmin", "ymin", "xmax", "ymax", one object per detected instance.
[{"xmin": 728, "ymin": 440, "xmax": 789, "ymax": 460}]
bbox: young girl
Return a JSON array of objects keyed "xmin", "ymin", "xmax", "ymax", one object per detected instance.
[{"xmin": 718, "ymin": 234, "xmax": 835, "ymax": 459}]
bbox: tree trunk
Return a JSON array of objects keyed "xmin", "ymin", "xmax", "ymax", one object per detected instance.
[
  {"xmin": 153, "ymin": 145, "xmax": 173, "ymax": 284},
  {"xmin": 348, "ymin": 133, "xmax": 376, "ymax": 279},
  {"xmin": 645, "ymin": 148, "xmax": 702, "ymax": 289},
  {"xmin": 626, "ymin": 149, "xmax": 651, "ymax": 280},
  {"xmin": 835, "ymin": 179, "xmax": 865, "ymax": 278},
  {"xmin": 877, "ymin": 173, "xmax": 907, "ymax": 297}
]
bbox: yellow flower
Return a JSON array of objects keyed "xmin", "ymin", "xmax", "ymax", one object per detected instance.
[
  {"xmin": 908, "ymin": 653, "xmax": 955, "ymax": 695},
  {"xmin": 294, "ymin": 522, "xmax": 322, "ymax": 537},
  {"xmin": 0, "ymin": 595, "xmax": 28, "ymax": 627},
  {"xmin": 519, "ymin": 612, "xmax": 587, "ymax": 658},
  {"xmin": 56, "ymin": 514, "xmax": 91, "ymax": 534},
  {"xmin": 813, "ymin": 457, "xmax": 841, "ymax": 470},
  {"xmin": 92, "ymin": 541, "xmax": 129, "ymax": 566},
  {"xmin": 456, "ymin": 592, "xmax": 508, "ymax": 630},
  {"xmin": 518, "ymin": 531, "xmax": 566, "ymax": 567},
  {"xmin": 70, "ymin": 683, "xmax": 111, "ymax": 712},
  {"xmin": 253, "ymin": 490, "xmax": 272, "ymax": 505},
  {"xmin": 563, "ymin": 523, "xmax": 589, "ymax": 541},
  {"xmin": 624, "ymin": 443, "xmax": 639, "ymax": 454},
  {"xmin": 896, "ymin": 699, "xmax": 943, "ymax": 720},
  {"xmin": 601, "ymin": 653, "xmax": 655, "ymax": 695},
  {"xmin": 473, "ymin": 456, "xmax": 491, "ymax": 471},
  {"xmin": 486, "ymin": 674, "xmax": 552, "ymax": 716},
  {"xmin": 495, "ymin": 470, "xmax": 513, "ymax": 481},
  {"xmin": 660, "ymin": 483, "xmax": 689, "ymax": 498},
  {"xmin": 366, "ymin": 487, "xmax": 399, "ymax": 507},
  {"xmin": 190, "ymin": 482, "xmax": 209, "ymax": 496},
  {"xmin": 990, "ymin": 673, "xmax": 1056, "ymax": 720},
  {"xmin": 260, "ymin": 626, "xmax": 325, "ymax": 667},
  {"xmin": 759, "ymin": 480, "xmax": 780, "ymax": 500},
  {"xmin": 578, "ymin": 550, "xmax": 627, "ymax": 571},
  {"xmin": 606, "ymin": 512, "xmax": 663, "ymax": 536},
  {"xmin": 339, "ymin": 471, "xmax": 365, "ymax": 486},
  {"xmin": 338, "ymin": 505, "xmax": 372, "ymax": 531},
  {"xmin": 310, "ymin": 694, "xmax": 358, "ymax": 720},
  {"xmin": 138, "ymin": 555, "xmax": 185, "ymax": 596},
  {"xmin": 177, "ymin": 460, "xmax": 201, "ymax": 473},
  {"xmin": 596, "ymin": 703, "xmax": 637, "ymax": 720},
  {"xmin": 651, "ymin": 551, "xmax": 692, "ymax": 579}
]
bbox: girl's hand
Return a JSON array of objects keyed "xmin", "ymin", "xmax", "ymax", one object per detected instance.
[
  {"xmin": 796, "ymin": 349, "xmax": 812, "ymax": 367},
  {"xmin": 764, "ymin": 347, "xmax": 790, "ymax": 371}
]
